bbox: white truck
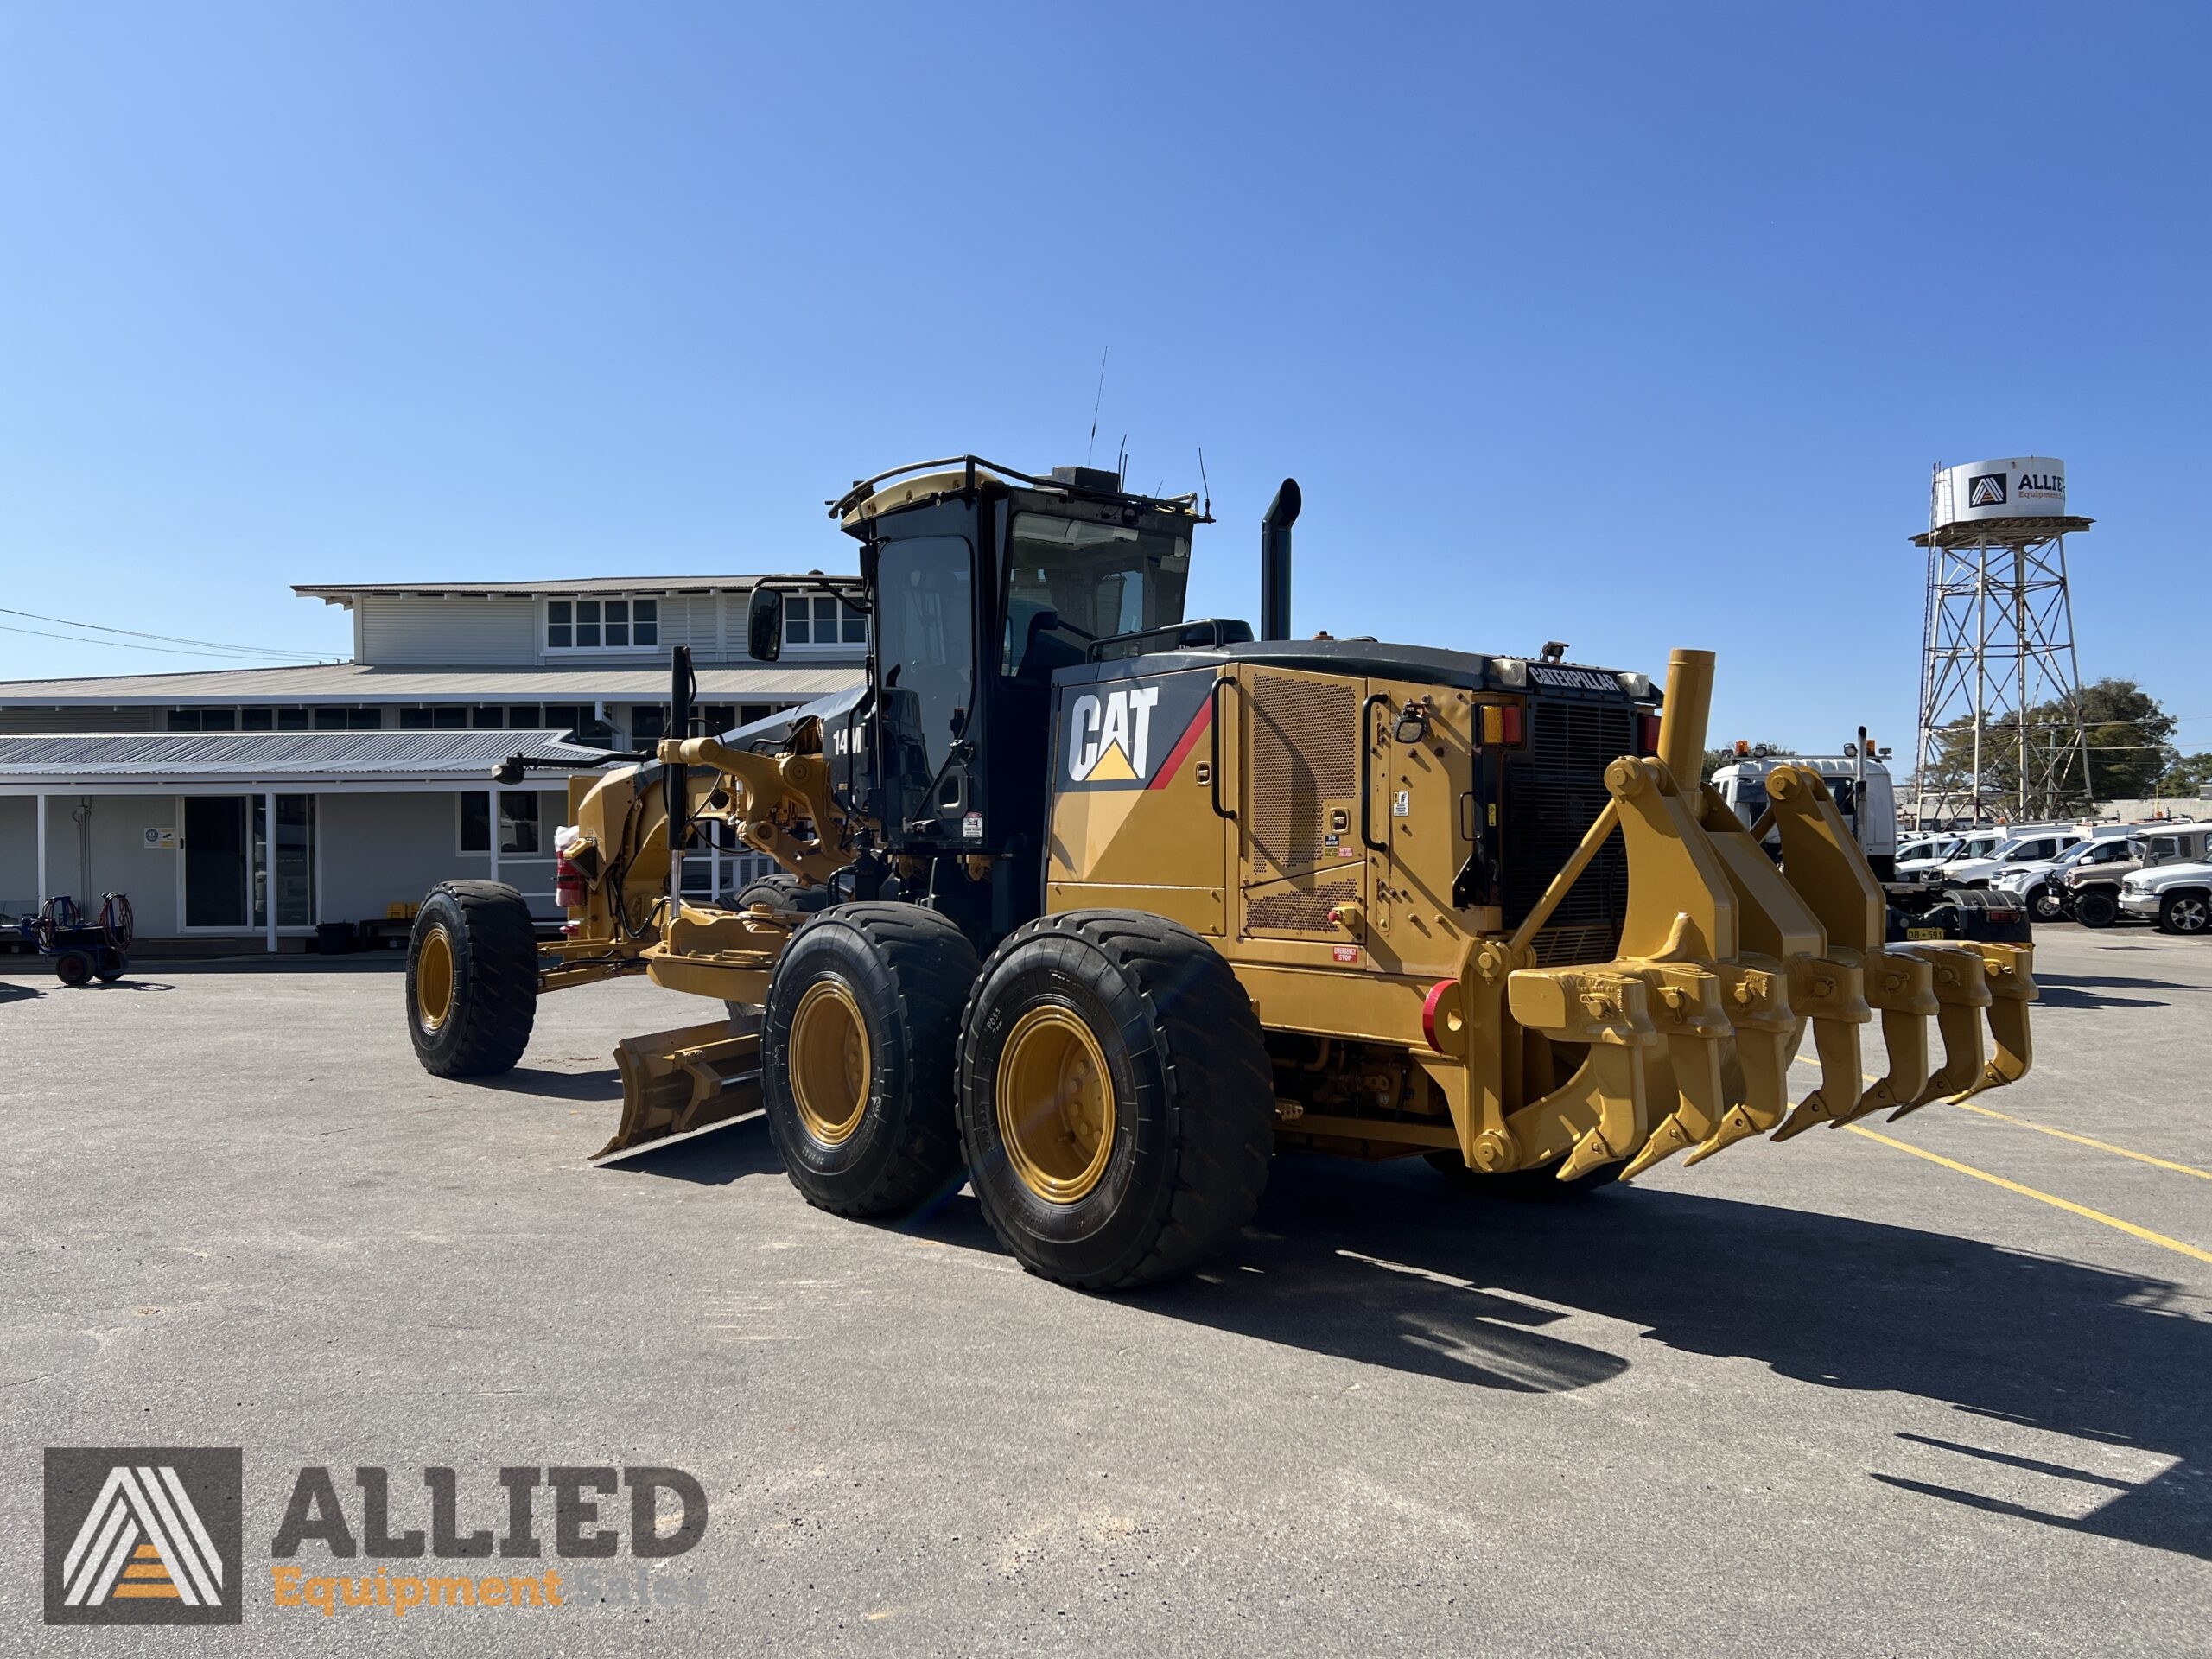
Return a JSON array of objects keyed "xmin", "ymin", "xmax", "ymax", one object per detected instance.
[
  {"xmin": 1711, "ymin": 738, "xmax": 1897, "ymax": 879},
  {"xmin": 2119, "ymin": 855, "xmax": 2212, "ymax": 934}
]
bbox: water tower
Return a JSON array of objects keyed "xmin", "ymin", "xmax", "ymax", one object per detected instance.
[{"xmin": 1910, "ymin": 457, "xmax": 2093, "ymax": 827}]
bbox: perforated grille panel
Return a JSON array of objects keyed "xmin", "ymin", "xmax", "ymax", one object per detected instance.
[
  {"xmin": 1249, "ymin": 673, "xmax": 1357, "ymax": 874},
  {"xmin": 1500, "ymin": 697, "xmax": 1634, "ymax": 962}
]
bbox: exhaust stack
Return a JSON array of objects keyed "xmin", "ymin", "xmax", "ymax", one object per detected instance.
[{"xmin": 1260, "ymin": 478, "xmax": 1301, "ymax": 641}]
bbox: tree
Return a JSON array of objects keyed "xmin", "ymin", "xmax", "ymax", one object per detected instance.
[
  {"xmin": 2166, "ymin": 752, "xmax": 2212, "ymax": 798},
  {"xmin": 1919, "ymin": 678, "xmax": 2177, "ymax": 812}
]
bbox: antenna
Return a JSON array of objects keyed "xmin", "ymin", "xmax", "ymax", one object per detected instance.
[
  {"xmin": 1085, "ymin": 346, "xmax": 1109, "ymax": 465},
  {"xmin": 1197, "ymin": 447, "xmax": 1211, "ymax": 518}
]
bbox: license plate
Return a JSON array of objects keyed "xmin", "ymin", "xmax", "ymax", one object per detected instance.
[{"xmin": 1905, "ymin": 926, "xmax": 1945, "ymax": 939}]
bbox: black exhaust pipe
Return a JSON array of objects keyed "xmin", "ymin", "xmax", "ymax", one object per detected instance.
[{"xmin": 1260, "ymin": 478, "xmax": 1301, "ymax": 641}]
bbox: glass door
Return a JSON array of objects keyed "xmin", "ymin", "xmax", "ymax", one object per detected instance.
[{"xmin": 183, "ymin": 797, "xmax": 250, "ymax": 927}]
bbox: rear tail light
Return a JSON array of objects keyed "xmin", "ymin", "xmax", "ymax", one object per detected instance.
[
  {"xmin": 1638, "ymin": 711, "xmax": 1663, "ymax": 757},
  {"xmin": 1480, "ymin": 703, "xmax": 1526, "ymax": 747}
]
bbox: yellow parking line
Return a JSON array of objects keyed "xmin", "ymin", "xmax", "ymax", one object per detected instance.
[
  {"xmin": 1789, "ymin": 1056, "xmax": 2211, "ymax": 1182},
  {"xmin": 1948, "ymin": 1100, "xmax": 2212, "ymax": 1181},
  {"xmin": 1843, "ymin": 1124, "xmax": 2212, "ymax": 1267}
]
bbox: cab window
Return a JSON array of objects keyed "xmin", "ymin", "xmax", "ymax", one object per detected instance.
[{"xmin": 1001, "ymin": 512, "xmax": 1191, "ymax": 676}]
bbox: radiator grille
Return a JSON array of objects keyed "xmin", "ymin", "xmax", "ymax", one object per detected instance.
[
  {"xmin": 1500, "ymin": 699, "xmax": 1633, "ymax": 961},
  {"xmin": 1248, "ymin": 878, "xmax": 1357, "ymax": 933},
  {"xmin": 1249, "ymin": 673, "xmax": 1357, "ymax": 873}
]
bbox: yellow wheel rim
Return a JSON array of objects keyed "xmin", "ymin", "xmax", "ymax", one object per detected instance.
[
  {"xmin": 789, "ymin": 978, "xmax": 871, "ymax": 1145},
  {"xmin": 996, "ymin": 1006, "xmax": 1116, "ymax": 1204},
  {"xmin": 416, "ymin": 925, "xmax": 455, "ymax": 1033}
]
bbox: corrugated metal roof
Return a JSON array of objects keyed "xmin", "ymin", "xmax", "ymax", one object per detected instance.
[
  {"xmin": 0, "ymin": 728, "xmax": 613, "ymax": 785},
  {"xmin": 294, "ymin": 571, "xmax": 855, "ymax": 602},
  {"xmin": 0, "ymin": 661, "xmax": 864, "ymax": 705}
]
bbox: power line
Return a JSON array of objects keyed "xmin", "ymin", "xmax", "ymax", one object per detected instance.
[
  {"xmin": 0, "ymin": 622, "xmax": 326, "ymax": 663},
  {"xmin": 0, "ymin": 604, "xmax": 330, "ymax": 660}
]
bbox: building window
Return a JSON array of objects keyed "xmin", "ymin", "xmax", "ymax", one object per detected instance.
[
  {"xmin": 312, "ymin": 707, "xmax": 381, "ymax": 730},
  {"xmin": 461, "ymin": 792, "xmax": 543, "ymax": 855},
  {"xmin": 547, "ymin": 595, "xmax": 658, "ymax": 651},
  {"xmin": 168, "ymin": 709, "xmax": 201, "ymax": 731},
  {"xmin": 472, "ymin": 706, "xmax": 505, "ymax": 728},
  {"xmin": 276, "ymin": 708, "xmax": 310, "ymax": 731},
  {"xmin": 785, "ymin": 594, "xmax": 867, "ymax": 650},
  {"xmin": 631, "ymin": 704, "xmax": 667, "ymax": 748},
  {"xmin": 704, "ymin": 703, "xmax": 736, "ymax": 732},
  {"xmin": 506, "ymin": 704, "xmax": 540, "ymax": 728},
  {"xmin": 401, "ymin": 706, "xmax": 467, "ymax": 730},
  {"xmin": 241, "ymin": 707, "xmax": 274, "ymax": 731}
]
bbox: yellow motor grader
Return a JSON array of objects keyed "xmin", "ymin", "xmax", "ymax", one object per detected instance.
[{"xmin": 404, "ymin": 456, "xmax": 2037, "ymax": 1290}]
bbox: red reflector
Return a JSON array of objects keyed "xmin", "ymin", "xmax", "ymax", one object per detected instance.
[
  {"xmin": 1639, "ymin": 712, "xmax": 1663, "ymax": 756},
  {"xmin": 1498, "ymin": 705, "xmax": 1524, "ymax": 746},
  {"xmin": 1421, "ymin": 979, "xmax": 1455, "ymax": 1052}
]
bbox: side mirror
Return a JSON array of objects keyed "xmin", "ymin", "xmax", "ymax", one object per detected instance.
[{"xmin": 746, "ymin": 587, "xmax": 784, "ymax": 661}]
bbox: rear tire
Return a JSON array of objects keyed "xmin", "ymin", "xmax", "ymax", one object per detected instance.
[
  {"xmin": 2028, "ymin": 884, "xmax": 2068, "ymax": 923},
  {"xmin": 760, "ymin": 903, "xmax": 979, "ymax": 1217},
  {"xmin": 2159, "ymin": 890, "xmax": 2211, "ymax": 936},
  {"xmin": 95, "ymin": 948, "xmax": 127, "ymax": 982},
  {"xmin": 406, "ymin": 881, "xmax": 538, "ymax": 1077},
  {"xmin": 54, "ymin": 949, "xmax": 95, "ymax": 988},
  {"xmin": 957, "ymin": 911, "xmax": 1274, "ymax": 1292},
  {"xmin": 2074, "ymin": 888, "xmax": 2120, "ymax": 929}
]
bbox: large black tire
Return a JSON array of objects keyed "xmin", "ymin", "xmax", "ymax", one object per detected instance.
[
  {"xmin": 733, "ymin": 872, "xmax": 834, "ymax": 914},
  {"xmin": 725, "ymin": 874, "xmax": 834, "ymax": 1023},
  {"xmin": 2027, "ymin": 883, "xmax": 2069, "ymax": 923},
  {"xmin": 2158, "ymin": 889, "xmax": 2212, "ymax": 936},
  {"xmin": 95, "ymin": 947, "xmax": 127, "ymax": 982},
  {"xmin": 54, "ymin": 949, "xmax": 95, "ymax": 988},
  {"xmin": 2073, "ymin": 888, "xmax": 2120, "ymax": 929},
  {"xmin": 406, "ymin": 881, "xmax": 538, "ymax": 1077},
  {"xmin": 760, "ymin": 902, "xmax": 979, "ymax": 1217},
  {"xmin": 1424, "ymin": 1150, "xmax": 1622, "ymax": 1198},
  {"xmin": 957, "ymin": 911, "xmax": 1274, "ymax": 1292}
]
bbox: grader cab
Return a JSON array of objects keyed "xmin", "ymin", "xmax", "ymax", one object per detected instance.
[{"xmin": 404, "ymin": 456, "xmax": 2037, "ymax": 1290}]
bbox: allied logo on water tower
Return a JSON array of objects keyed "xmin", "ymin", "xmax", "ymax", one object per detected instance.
[{"xmin": 1967, "ymin": 473, "xmax": 2008, "ymax": 508}]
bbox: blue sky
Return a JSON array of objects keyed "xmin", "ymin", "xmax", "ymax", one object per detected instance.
[{"xmin": 3, "ymin": 3, "xmax": 2206, "ymax": 760}]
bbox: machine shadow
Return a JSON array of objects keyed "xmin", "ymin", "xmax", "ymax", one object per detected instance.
[
  {"xmin": 608, "ymin": 1119, "xmax": 786, "ymax": 1186},
  {"xmin": 2030, "ymin": 970, "xmax": 2200, "ymax": 1012},
  {"xmin": 474, "ymin": 1065, "xmax": 625, "ymax": 1102},
  {"xmin": 910, "ymin": 1153, "xmax": 2211, "ymax": 1558}
]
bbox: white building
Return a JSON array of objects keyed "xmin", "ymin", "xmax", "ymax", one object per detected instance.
[{"xmin": 0, "ymin": 575, "xmax": 865, "ymax": 948}]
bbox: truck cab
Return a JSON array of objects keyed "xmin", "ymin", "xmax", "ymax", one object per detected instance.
[{"xmin": 1712, "ymin": 747, "xmax": 1897, "ymax": 879}]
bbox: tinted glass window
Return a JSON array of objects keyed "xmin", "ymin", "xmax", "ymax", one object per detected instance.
[
  {"xmin": 876, "ymin": 536, "xmax": 974, "ymax": 811},
  {"xmin": 1002, "ymin": 512, "xmax": 1190, "ymax": 676}
]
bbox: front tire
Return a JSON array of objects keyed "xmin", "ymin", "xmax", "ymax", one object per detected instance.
[
  {"xmin": 2028, "ymin": 884, "xmax": 2069, "ymax": 923},
  {"xmin": 2159, "ymin": 890, "xmax": 2212, "ymax": 936},
  {"xmin": 406, "ymin": 881, "xmax": 538, "ymax": 1077},
  {"xmin": 2074, "ymin": 888, "xmax": 2120, "ymax": 928},
  {"xmin": 760, "ymin": 903, "xmax": 979, "ymax": 1217},
  {"xmin": 957, "ymin": 912, "xmax": 1274, "ymax": 1292}
]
